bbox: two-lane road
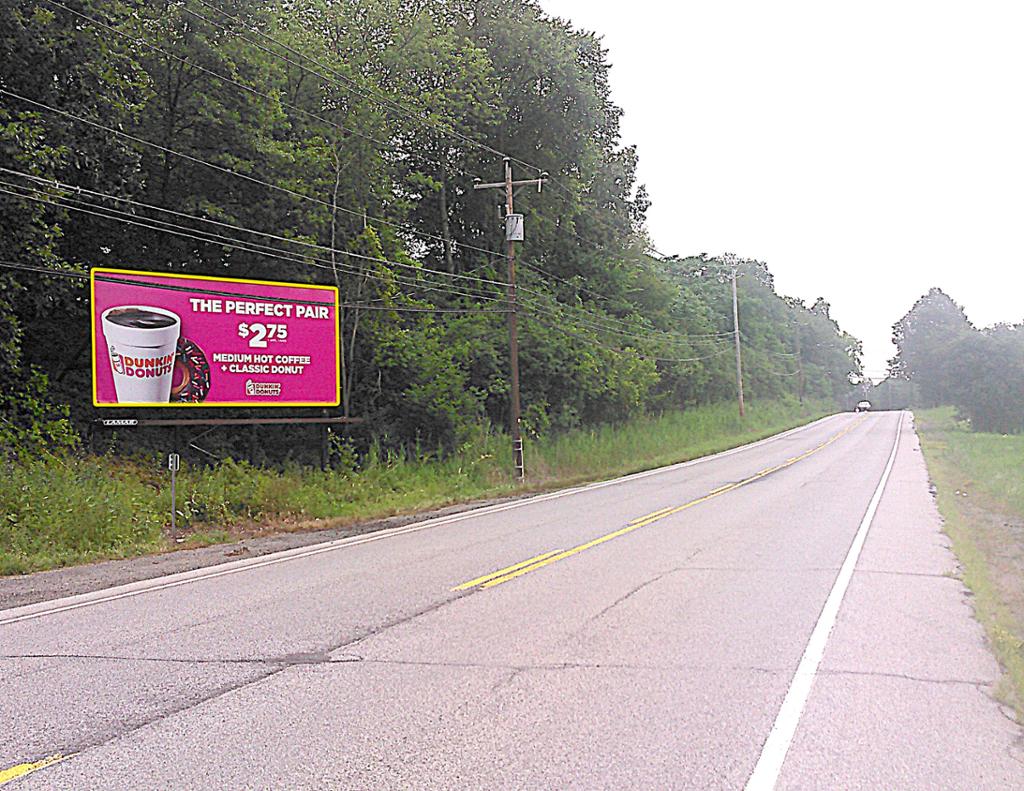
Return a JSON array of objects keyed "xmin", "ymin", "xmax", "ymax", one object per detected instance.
[{"xmin": 2, "ymin": 411, "xmax": 1021, "ymax": 788}]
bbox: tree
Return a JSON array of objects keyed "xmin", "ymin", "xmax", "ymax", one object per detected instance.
[
  {"xmin": 945, "ymin": 326, "xmax": 1024, "ymax": 433},
  {"xmin": 890, "ymin": 287, "xmax": 973, "ymax": 407}
]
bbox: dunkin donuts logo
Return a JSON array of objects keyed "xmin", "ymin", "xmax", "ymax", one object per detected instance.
[
  {"xmin": 109, "ymin": 347, "xmax": 175, "ymax": 378},
  {"xmin": 245, "ymin": 379, "xmax": 282, "ymax": 397}
]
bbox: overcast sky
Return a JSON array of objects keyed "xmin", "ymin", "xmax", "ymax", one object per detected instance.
[{"xmin": 540, "ymin": 0, "xmax": 1024, "ymax": 379}]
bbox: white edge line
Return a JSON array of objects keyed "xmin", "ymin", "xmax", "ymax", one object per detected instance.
[
  {"xmin": 744, "ymin": 411, "xmax": 904, "ymax": 791},
  {"xmin": 0, "ymin": 412, "xmax": 848, "ymax": 627}
]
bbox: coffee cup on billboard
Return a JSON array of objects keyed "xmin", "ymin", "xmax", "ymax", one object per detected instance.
[{"xmin": 101, "ymin": 306, "xmax": 181, "ymax": 403}]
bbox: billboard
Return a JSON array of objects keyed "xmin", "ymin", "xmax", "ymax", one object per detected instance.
[{"xmin": 91, "ymin": 268, "xmax": 339, "ymax": 407}]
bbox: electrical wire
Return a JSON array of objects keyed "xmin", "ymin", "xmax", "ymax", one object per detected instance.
[
  {"xmin": 0, "ymin": 259, "xmax": 509, "ymax": 314},
  {"xmin": 185, "ymin": 0, "xmax": 658, "ymax": 265},
  {"xmin": 3, "ymin": 176, "xmax": 852, "ymax": 366},
  {"xmin": 523, "ymin": 310, "xmax": 736, "ymax": 365},
  {"xmin": 0, "ymin": 182, "xmax": 511, "ymax": 306},
  {"xmin": 1, "ymin": 167, "xmax": 507, "ymax": 295},
  {"xmin": 0, "ymin": 89, "xmax": 512, "ymax": 291},
  {"xmin": 42, "ymin": 0, "xmax": 510, "ymax": 264},
  {"xmin": 0, "ymin": 169, "xmax": 510, "ymax": 306},
  {"xmin": 35, "ymin": 5, "xmax": 668, "ymax": 321},
  {"xmin": 520, "ymin": 297, "xmax": 734, "ymax": 350},
  {"xmin": 2, "ymin": 166, "xmax": 735, "ymax": 348}
]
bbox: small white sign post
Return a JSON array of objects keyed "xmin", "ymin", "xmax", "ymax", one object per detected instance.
[{"xmin": 168, "ymin": 453, "xmax": 180, "ymax": 532}]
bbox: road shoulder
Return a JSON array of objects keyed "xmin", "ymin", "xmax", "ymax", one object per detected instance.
[{"xmin": 777, "ymin": 415, "xmax": 1024, "ymax": 788}]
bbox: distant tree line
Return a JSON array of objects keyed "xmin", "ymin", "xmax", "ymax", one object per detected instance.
[
  {"xmin": 1, "ymin": 0, "xmax": 862, "ymax": 461},
  {"xmin": 884, "ymin": 287, "xmax": 1024, "ymax": 433}
]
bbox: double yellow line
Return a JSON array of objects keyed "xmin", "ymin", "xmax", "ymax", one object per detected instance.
[{"xmin": 452, "ymin": 417, "xmax": 864, "ymax": 592}]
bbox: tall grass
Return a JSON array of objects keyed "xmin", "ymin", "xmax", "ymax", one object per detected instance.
[
  {"xmin": 530, "ymin": 399, "xmax": 820, "ymax": 482},
  {"xmin": 919, "ymin": 410, "xmax": 1024, "ymax": 516},
  {"xmin": 1, "ymin": 398, "xmax": 831, "ymax": 575},
  {"xmin": 0, "ymin": 456, "xmax": 165, "ymax": 576}
]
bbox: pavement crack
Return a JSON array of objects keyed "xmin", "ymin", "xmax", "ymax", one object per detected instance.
[
  {"xmin": 1, "ymin": 652, "xmax": 278, "ymax": 666},
  {"xmin": 323, "ymin": 592, "xmax": 469, "ymax": 655},
  {"xmin": 0, "ymin": 652, "xmax": 355, "ymax": 667},
  {"xmin": 489, "ymin": 666, "xmax": 526, "ymax": 695},
  {"xmin": 585, "ymin": 551, "xmax": 704, "ymax": 626},
  {"xmin": 336, "ymin": 657, "xmax": 787, "ymax": 676},
  {"xmin": 3, "ymin": 593, "xmax": 470, "ymax": 767},
  {"xmin": 819, "ymin": 667, "xmax": 992, "ymax": 687},
  {"xmin": 856, "ymin": 568, "xmax": 957, "ymax": 580}
]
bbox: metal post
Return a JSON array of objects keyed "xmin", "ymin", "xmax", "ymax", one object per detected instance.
[
  {"xmin": 731, "ymin": 266, "xmax": 746, "ymax": 418},
  {"xmin": 171, "ymin": 426, "xmax": 180, "ymax": 532},
  {"xmin": 168, "ymin": 448, "xmax": 180, "ymax": 534},
  {"xmin": 170, "ymin": 459, "xmax": 177, "ymax": 532}
]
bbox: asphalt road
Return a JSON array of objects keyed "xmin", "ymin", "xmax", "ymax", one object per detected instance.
[{"xmin": 2, "ymin": 411, "xmax": 1022, "ymax": 789}]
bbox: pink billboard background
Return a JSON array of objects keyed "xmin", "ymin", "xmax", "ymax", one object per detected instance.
[{"xmin": 92, "ymin": 268, "xmax": 339, "ymax": 407}]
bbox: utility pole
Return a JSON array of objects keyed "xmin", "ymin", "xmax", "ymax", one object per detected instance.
[
  {"xmin": 725, "ymin": 255, "xmax": 746, "ymax": 418},
  {"xmin": 794, "ymin": 324, "xmax": 805, "ymax": 405},
  {"xmin": 473, "ymin": 157, "xmax": 547, "ymax": 480}
]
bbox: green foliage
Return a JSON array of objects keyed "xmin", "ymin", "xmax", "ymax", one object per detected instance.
[
  {"xmin": 890, "ymin": 287, "xmax": 973, "ymax": 407},
  {"xmin": 946, "ymin": 327, "xmax": 1024, "ymax": 434},
  {"xmin": 0, "ymin": 454, "xmax": 164, "ymax": 575},
  {"xmin": 890, "ymin": 290, "xmax": 1024, "ymax": 433},
  {"xmin": 0, "ymin": 369, "xmax": 78, "ymax": 457},
  {"xmin": 922, "ymin": 408, "xmax": 1024, "ymax": 515},
  {"xmin": 1, "ymin": 1, "xmax": 861, "ymax": 461}
]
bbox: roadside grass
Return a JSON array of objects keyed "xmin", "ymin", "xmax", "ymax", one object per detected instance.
[
  {"xmin": 1, "ymin": 398, "xmax": 831, "ymax": 576},
  {"xmin": 915, "ymin": 407, "xmax": 1024, "ymax": 719}
]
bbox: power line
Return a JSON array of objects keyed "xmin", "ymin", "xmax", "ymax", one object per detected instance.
[
  {"xmin": 37, "ymin": 4, "xmax": 666, "ymax": 322},
  {"xmin": 3, "ymin": 175, "xmax": 851, "ymax": 368},
  {"xmin": 517, "ymin": 259, "xmax": 620, "ymax": 307},
  {"xmin": 520, "ymin": 296, "xmax": 734, "ymax": 350},
  {"xmin": 0, "ymin": 181, "xmax": 510, "ymax": 305},
  {"xmin": 0, "ymin": 89, "xmax": 511, "ymax": 290},
  {"xmin": 42, "ymin": 0, "xmax": 508, "ymax": 265},
  {"xmin": 185, "ymin": 0, "xmax": 657, "ymax": 268},
  {"xmin": 1, "ymin": 167, "xmax": 506, "ymax": 297},
  {"xmin": 0, "ymin": 109, "xmax": 512, "ymax": 295},
  {"xmin": 3, "ymin": 165, "xmax": 730, "ymax": 350},
  {"xmin": 0, "ymin": 172, "xmax": 756, "ymax": 357},
  {"xmin": 523, "ymin": 311, "xmax": 736, "ymax": 365},
  {"xmin": 3, "ymin": 163, "xmax": 678, "ymax": 351},
  {"xmin": 518, "ymin": 281, "xmax": 735, "ymax": 341},
  {"xmin": 0, "ymin": 259, "xmax": 507, "ymax": 314},
  {"xmin": 0, "ymin": 260, "xmax": 84, "ymax": 279}
]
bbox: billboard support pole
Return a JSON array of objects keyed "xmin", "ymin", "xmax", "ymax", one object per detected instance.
[{"xmin": 320, "ymin": 423, "xmax": 330, "ymax": 471}]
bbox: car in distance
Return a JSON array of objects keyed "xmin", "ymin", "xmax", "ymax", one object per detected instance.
[{"xmin": 855, "ymin": 400, "xmax": 872, "ymax": 412}]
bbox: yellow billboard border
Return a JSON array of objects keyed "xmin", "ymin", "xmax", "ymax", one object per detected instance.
[{"xmin": 91, "ymin": 267, "xmax": 341, "ymax": 408}]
